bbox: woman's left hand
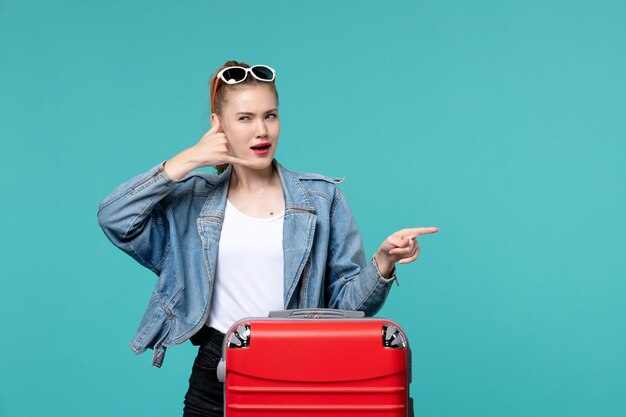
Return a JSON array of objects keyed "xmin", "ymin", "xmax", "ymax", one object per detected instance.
[{"xmin": 374, "ymin": 227, "xmax": 439, "ymax": 278}]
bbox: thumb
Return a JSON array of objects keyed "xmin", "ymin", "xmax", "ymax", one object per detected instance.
[{"xmin": 208, "ymin": 115, "xmax": 221, "ymax": 134}]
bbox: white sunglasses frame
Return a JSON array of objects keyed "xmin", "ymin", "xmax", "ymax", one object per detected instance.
[{"xmin": 216, "ymin": 64, "xmax": 276, "ymax": 85}]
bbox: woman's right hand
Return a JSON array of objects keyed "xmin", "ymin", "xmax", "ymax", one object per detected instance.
[{"xmin": 163, "ymin": 117, "xmax": 258, "ymax": 181}]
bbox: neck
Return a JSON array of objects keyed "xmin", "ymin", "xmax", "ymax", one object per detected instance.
[{"xmin": 229, "ymin": 161, "xmax": 278, "ymax": 192}]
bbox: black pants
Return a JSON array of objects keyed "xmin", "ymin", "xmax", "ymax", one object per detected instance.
[{"xmin": 183, "ymin": 326, "xmax": 226, "ymax": 417}]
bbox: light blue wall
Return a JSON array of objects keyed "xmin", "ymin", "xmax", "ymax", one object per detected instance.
[{"xmin": 1, "ymin": 1, "xmax": 624, "ymax": 416}]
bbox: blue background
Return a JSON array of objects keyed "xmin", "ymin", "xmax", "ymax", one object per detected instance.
[{"xmin": 1, "ymin": 1, "xmax": 624, "ymax": 416}]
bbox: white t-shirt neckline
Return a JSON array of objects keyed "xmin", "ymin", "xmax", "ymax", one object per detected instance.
[{"xmin": 226, "ymin": 199, "xmax": 285, "ymax": 223}]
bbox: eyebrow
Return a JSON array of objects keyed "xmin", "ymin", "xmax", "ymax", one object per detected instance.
[{"xmin": 235, "ymin": 108, "xmax": 278, "ymax": 115}]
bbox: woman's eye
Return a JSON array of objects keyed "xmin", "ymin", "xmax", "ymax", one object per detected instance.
[
  {"xmin": 267, "ymin": 113, "xmax": 277, "ymax": 119},
  {"xmin": 239, "ymin": 116, "xmax": 250, "ymax": 121}
]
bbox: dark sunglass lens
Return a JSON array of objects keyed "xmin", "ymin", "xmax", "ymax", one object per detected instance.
[
  {"xmin": 251, "ymin": 66, "xmax": 274, "ymax": 81},
  {"xmin": 221, "ymin": 67, "xmax": 247, "ymax": 83}
]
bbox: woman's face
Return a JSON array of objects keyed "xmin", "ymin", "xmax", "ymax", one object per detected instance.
[{"xmin": 213, "ymin": 84, "xmax": 280, "ymax": 169}]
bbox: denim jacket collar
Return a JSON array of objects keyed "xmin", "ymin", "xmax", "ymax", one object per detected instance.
[
  {"xmin": 196, "ymin": 159, "xmax": 317, "ymax": 309},
  {"xmin": 198, "ymin": 159, "xmax": 316, "ymax": 216}
]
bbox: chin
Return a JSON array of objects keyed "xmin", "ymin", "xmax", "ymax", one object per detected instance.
[{"xmin": 248, "ymin": 155, "xmax": 275, "ymax": 170}]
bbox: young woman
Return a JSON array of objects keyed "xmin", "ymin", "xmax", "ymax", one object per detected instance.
[{"xmin": 97, "ymin": 60, "xmax": 438, "ymax": 416}]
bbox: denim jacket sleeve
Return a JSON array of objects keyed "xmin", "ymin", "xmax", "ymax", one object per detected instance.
[
  {"xmin": 324, "ymin": 187, "xmax": 397, "ymax": 317},
  {"xmin": 97, "ymin": 161, "xmax": 176, "ymax": 274}
]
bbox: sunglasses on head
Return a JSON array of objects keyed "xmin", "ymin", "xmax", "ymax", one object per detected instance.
[
  {"xmin": 218, "ymin": 64, "xmax": 275, "ymax": 84},
  {"xmin": 211, "ymin": 64, "xmax": 276, "ymax": 111}
]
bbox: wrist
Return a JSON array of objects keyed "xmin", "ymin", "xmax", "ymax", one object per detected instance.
[
  {"xmin": 374, "ymin": 248, "xmax": 395, "ymax": 279},
  {"xmin": 164, "ymin": 147, "xmax": 200, "ymax": 181}
]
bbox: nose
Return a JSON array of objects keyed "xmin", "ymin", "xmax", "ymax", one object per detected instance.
[{"xmin": 255, "ymin": 119, "xmax": 268, "ymax": 138}]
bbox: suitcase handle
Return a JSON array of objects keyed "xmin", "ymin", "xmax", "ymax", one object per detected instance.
[{"xmin": 268, "ymin": 308, "xmax": 365, "ymax": 319}]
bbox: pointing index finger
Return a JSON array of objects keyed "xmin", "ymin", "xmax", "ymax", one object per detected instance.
[{"xmin": 406, "ymin": 227, "xmax": 439, "ymax": 238}]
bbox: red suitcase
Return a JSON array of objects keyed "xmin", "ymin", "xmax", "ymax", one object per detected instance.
[{"xmin": 217, "ymin": 309, "xmax": 414, "ymax": 416}]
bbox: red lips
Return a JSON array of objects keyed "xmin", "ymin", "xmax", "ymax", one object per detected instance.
[
  {"xmin": 251, "ymin": 142, "xmax": 271, "ymax": 155},
  {"xmin": 250, "ymin": 142, "xmax": 271, "ymax": 150}
]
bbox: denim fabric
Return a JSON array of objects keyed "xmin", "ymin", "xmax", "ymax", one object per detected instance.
[
  {"xmin": 97, "ymin": 159, "xmax": 397, "ymax": 367},
  {"xmin": 183, "ymin": 327, "xmax": 225, "ymax": 417}
]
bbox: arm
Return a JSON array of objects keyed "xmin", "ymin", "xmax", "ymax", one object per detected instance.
[
  {"xmin": 324, "ymin": 188, "xmax": 398, "ymax": 316},
  {"xmin": 97, "ymin": 161, "xmax": 177, "ymax": 274},
  {"xmin": 324, "ymin": 188, "xmax": 439, "ymax": 316},
  {"xmin": 97, "ymin": 117, "xmax": 259, "ymax": 273}
]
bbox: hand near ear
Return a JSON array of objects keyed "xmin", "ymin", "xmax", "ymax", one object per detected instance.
[
  {"xmin": 163, "ymin": 116, "xmax": 261, "ymax": 181},
  {"xmin": 193, "ymin": 117, "xmax": 260, "ymax": 168}
]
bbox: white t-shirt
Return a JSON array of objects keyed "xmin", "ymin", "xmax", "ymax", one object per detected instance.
[{"xmin": 206, "ymin": 199, "xmax": 285, "ymax": 333}]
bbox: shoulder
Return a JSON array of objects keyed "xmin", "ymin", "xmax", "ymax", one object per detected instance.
[
  {"xmin": 283, "ymin": 167, "xmax": 348, "ymax": 206},
  {"xmin": 291, "ymin": 170, "xmax": 346, "ymax": 199},
  {"xmin": 274, "ymin": 159, "xmax": 344, "ymax": 184},
  {"xmin": 294, "ymin": 171, "xmax": 345, "ymax": 185}
]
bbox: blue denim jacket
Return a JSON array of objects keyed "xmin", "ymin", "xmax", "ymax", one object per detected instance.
[{"xmin": 97, "ymin": 159, "xmax": 397, "ymax": 367}]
